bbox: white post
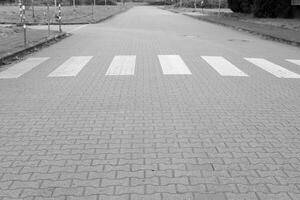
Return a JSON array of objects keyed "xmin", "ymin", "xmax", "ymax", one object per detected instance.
[
  {"xmin": 92, "ymin": 0, "xmax": 95, "ymax": 21},
  {"xmin": 54, "ymin": 0, "xmax": 57, "ymax": 7},
  {"xmin": 73, "ymin": 0, "xmax": 76, "ymax": 10},
  {"xmin": 47, "ymin": 0, "xmax": 50, "ymax": 37},
  {"xmin": 218, "ymin": 0, "xmax": 221, "ymax": 16},
  {"xmin": 31, "ymin": 0, "xmax": 35, "ymax": 18}
]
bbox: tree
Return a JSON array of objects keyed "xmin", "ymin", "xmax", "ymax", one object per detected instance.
[
  {"xmin": 253, "ymin": 0, "xmax": 293, "ymax": 18},
  {"xmin": 228, "ymin": 0, "xmax": 253, "ymax": 13}
]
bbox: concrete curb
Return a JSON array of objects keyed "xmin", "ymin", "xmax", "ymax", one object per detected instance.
[
  {"xmin": 167, "ymin": 8, "xmax": 300, "ymax": 47},
  {"xmin": 0, "ymin": 32, "xmax": 67, "ymax": 66}
]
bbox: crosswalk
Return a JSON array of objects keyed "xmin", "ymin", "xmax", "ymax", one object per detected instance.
[
  {"xmin": 106, "ymin": 56, "xmax": 136, "ymax": 75},
  {"xmin": 245, "ymin": 58, "xmax": 300, "ymax": 79},
  {"xmin": 158, "ymin": 55, "xmax": 192, "ymax": 75},
  {"xmin": 202, "ymin": 56, "xmax": 248, "ymax": 77},
  {"xmin": 48, "ymin": 56, "xmax": 93, "ymax": 77},
  {"xmin": 0, "ymin": 55, "xmax": 299, "ymax": 79},
  {"xmin": 0, "ymin": 57, "xmax": 49, "ymax": 79}
]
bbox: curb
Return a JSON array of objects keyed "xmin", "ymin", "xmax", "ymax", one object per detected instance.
[
  {"xmin": 166, "ymin": 8, "xmax": 300, "ymax": 47},
  {"xmin": 0, "ymin": 32, "xmax": 67, "ymax": 66}
]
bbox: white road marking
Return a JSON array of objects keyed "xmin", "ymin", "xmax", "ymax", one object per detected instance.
[
  {"xmin": 201, "ymin": 56, "xmax": 248, "ymax": 77},
  {"xmin": 245, "ymin": 58, "xmax": 300, "ymax": 78},
  {"xmin": 158, "ymin": 55, "xmax": 192, "ymax": 75},
  {"xmin": 0, "ymin": 57, "xmax": 49, "ymax": 79},
  {"xmin": 48, "ymin": 56, "xmax": 92, "ymax": 77},
  {"xmin": 105, "ymin": 55, "xmax": 136, "ymax": 75},
  {"xmin": 286, "ymin": 59, "xmax": 300, "ymax": 66}
]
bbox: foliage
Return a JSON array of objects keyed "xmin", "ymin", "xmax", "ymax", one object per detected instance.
[
  {"xmin": 68, "ymin": 0, "xmax": 117, "ymax": 6},
  {"xmin": 253, "ymin": 0, "xmax": 293, "ymax": 18},
  {"xmin": 173, "ymin": 0, "xmax": 227, "ymax": 9},
  {"xmin": 228, "ymin": 0, "xmax": 253, "ymax": 13}
]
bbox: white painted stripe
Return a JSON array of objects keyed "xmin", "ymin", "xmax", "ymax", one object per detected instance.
[
  {"xmin": 286, "ymin": 59, "xmax": 300, "ymax": 66},
  {"xmin": 202, "ymin": 56, "xmax": 248, "ymax": 77},
  {"xmin": 245, "ymin": 58, "xmax": 300, "ymax": 78},
  {"xmin": 158, "ymin": 55, "xmax": 192, "ymax": 75},
  {"xmin": 0, "ymin": 57, "xmax": 49, "ymax": 79},
  {"xmin": 105, "ymin": 55, "xmax": 136, "ymax": 75},
  {"xmin": 48, "ymin": 56, "xmax": 92, "ymax": 77}
]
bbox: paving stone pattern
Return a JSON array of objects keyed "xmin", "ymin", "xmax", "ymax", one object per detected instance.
[{"xmin": 0, "ymin": 6, "xmax": 300, "ymax": 200}]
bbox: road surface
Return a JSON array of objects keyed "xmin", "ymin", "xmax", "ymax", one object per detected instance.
[{"xmin": 0, "ymin": 6, "xmax": 300, "ymax": 200}]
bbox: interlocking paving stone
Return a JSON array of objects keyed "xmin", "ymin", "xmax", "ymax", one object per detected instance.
[{"xmin": 0, "ymin": 5, "xmax": 300, "ymax": 200}]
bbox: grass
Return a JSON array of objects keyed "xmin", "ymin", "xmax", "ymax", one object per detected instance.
[
  {"xmin": 0, "ymin": 4, "xmax": 132, "ymax": 63},
  {"xmin": 0, "ymin": 4, "xmax": 129, "ymax": 24},
  {"xmin": 166, "ymin": 6, "xmax": 300, "ymax": 32},
  {"xmin": 0, "ymin": 25, "xmax": 60, "ymax": 60}
]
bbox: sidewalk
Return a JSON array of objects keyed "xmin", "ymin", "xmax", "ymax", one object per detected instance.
[{"xmin": 166, "ymin": 7, "xmax": 300, "ymax": 46}]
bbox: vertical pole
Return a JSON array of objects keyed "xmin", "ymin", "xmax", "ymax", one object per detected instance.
[
  {"xmin": 54, "ymin": 0, "xmax": 57, "ymax": 7},
  {"xmin": 59, "ymin": 4, "xmax": 62, "ymax": 32},
  {"xmin": 92, "ymin": 0, "xmax": 95, "ymax": 21},
  {"xmin": 92, "ymin": 1, "xmax": 94, "ymax": 21},
  {"xmin": 32, "ymin": 0, "xmax": 35, "ymax": 18},
  {"xmin": 180, "ymin": 0, "xmax": 182, "ymax": 7},
  {"xmin": 19, "ymin": 0, "xmax": 22, "ymax": 24},
  {"xmin": 47, "ymin": 0, "xmax": 50, "ymax": 37},
  {"xmin": 73, "ymin": 0, "xmax": 76, "ymax": 10},
  {"xmin": 218, "ymin": 0, "xmax": 221, "ymax": 16},
  {"xmin": 22, "ymin": 5, "xmax": 27, "ymax": 47},
  {"xmin": 194, "ymin": 0, "xmax": 197, "ymax": 10}
]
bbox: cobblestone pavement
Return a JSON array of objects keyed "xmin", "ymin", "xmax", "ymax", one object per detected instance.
[{"xmin": 0, "ymin": 6, "xmax": 300, "ymax": 200}]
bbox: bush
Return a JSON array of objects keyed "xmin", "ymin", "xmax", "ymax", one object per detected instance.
[
  {"xmin": 275, "ymin": 0, "xmax": 293, "ymax": 18},
  {"xmin": 75, "ymin": 0, "xmax": 117, "ymax": 5},
  {"xmin": 253, "ymin": 0, "xmax": 293, "ymax": 18},
  {"xmin": 228, "ymin": 0, "xmax": 253, "ymax": 13},
  {"xmin": 173, "ymin": 0, "xmax": 227, "ymax": 9},
  {"xmin": 147, "ymin": 0, "xmax": 172, "ymax": 6}
]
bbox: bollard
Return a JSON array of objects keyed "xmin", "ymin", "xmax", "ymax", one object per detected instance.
[
  {"xmin": 18, "ymin": 0, "xmax": 22, "ymax": 24},
  {"xmin": 21, "ymin": 4, "xmax": 27, "ymax": 47},
  {"xmin": 59, "ymin": 4, "xmax": 62, "ymax": 33},
  {"xmin": 47, "ymin": 1, "xmax": 50, "ymax": 37}
]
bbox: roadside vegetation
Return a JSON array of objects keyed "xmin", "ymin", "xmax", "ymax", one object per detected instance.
[
  {"xmin": 0, "ymin": 1, "xmax": 133, "ymax": 65},
  {"xmin": 160, "ymin": 0, "xmax": 299, "ymax": 46},
  {"xmin": 228, "ymin": 0, "xmax": 293, "ymax": 18},
  {"xmin": 0, "ymin": 3, "xmax": 128, "ymax": 24},
  {"xmin": 151, "ymin": 0, "xmax": 296, "ymax": 19}
]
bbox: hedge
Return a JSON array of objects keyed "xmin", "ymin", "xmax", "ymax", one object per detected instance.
[
  {"xmin": 253, "ymin": 0, "xmax": 293, "ymax": 18},
  {"xmin": 228, "ymin": 0, "xmax": 253, "ymax": 13}
]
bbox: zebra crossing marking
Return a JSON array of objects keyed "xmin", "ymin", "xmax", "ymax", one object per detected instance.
[
  {"xmin": 158, "ymin": 55, "xmax": 192, "ymax": 75},
  {"xmin": 1, "ymin": 55, "xmax": 300, "ymax": 79},
  {"xmin": 0, "ymin": 57, "xmax": 49, "ymax": 79},
  {"xmin": 202, "ymin": 56, "xmax": 248, "ymax": 77},
  {"xmin": 48, "ymin": 56, "xmax": 92, "ymax": 77},
  {"xmin": 105, "ymin": 55, "xmax": 136, "ymax": 75},
  {"xmin": 286, "ymin": 59, "xmax": 300, "ymax": 66},
  {"xmin": 245, "ymin": 58, "xmax": 300, "ymax": 79}
]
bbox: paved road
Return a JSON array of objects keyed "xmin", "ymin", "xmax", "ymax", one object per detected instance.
[{"xmin": 0, "ymin": 6, "xmax": 300, "ymax": 200}]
